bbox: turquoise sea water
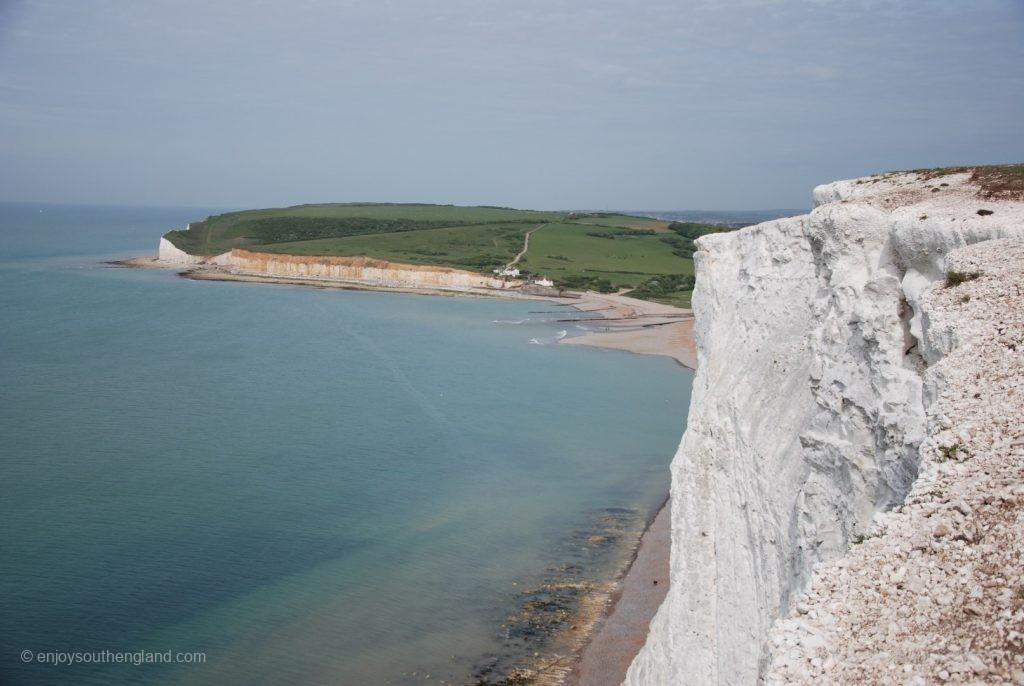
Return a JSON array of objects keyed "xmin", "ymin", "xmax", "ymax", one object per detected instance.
[{"xmin": 0, "ymin": 204, "xmax": 692, "ymax": 685}]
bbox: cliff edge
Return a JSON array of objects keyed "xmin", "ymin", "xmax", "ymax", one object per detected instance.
[{"xmin": 626, "ymin": 167, "xmax": 1024, "ymax": 684}]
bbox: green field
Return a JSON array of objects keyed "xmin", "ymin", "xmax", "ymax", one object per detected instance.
[
  {"xmin": 566, "ymin": 213, "xmax": 672, "ymax": 232},
  {"xmin": 256, "ymin": 223, "xmax": 538, "ymax": 272},
  {"xmin": 520, "ymin": 223, "xmax": 693, "ymax": 288},
  {"xmin": 165, "ymin": 203, "xmax": 732, "ymax": 306},
  {"xmin": 164, "ymin": 204, "xmax": 566, "ymax": 256}
]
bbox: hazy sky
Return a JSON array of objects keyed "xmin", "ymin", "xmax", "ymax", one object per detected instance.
[{"xmin": 1, "ymin": 0, "xmax": 1022, "ymax": 210}]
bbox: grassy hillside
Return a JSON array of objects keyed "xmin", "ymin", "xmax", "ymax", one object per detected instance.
[
  {"xmin": 165, "ymin": 203, "xmax": 735, "ymax": 306},
  {"xmin": 164, "ymin": 204, "xmax": 566, "ymax": 256},
  {"xmin": 520, "ymin": 223, "xmax": 692, "ymax": 288},
  {"xmin": 256, "ymin": 223, "xmax": 537, "ymax": 272},
  {"xmin": 520, "ymin": 219, "xmax": 734, "ymax": 306},
  {"xmin": 566, "ymin": 213, "xmax": 672, "ymax": 232}
]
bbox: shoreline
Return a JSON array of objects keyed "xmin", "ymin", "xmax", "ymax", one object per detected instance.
[
  {"xmin": 558, "ymin": 291, "xmax": 696, "ymax": 369},
  {"xmin": 563, "ymin": 498, "xmax": 671, "ymax": 686},
  {"xmin": 111, "ymin": 257, "xmax": 561, "ymax": 300},
  {"xmin": 114, "ymin": 256, "xmax": 697, "ymax": 368},
  {"xmin": 114, "ymin": 255, "xmax": 687, "ymax": 682},
  {"xmin": 517, "ymin": 496, "xmax": 671, "ymax": 686}
]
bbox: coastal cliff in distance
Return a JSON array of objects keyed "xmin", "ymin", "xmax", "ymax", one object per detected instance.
[
  {"xmin": 626, "ymin": 166, "xmax": 1024, "ymax": 684},
  {"xmin": 157, "ymin": 238, "xmax": 515, "ymax": 291}
]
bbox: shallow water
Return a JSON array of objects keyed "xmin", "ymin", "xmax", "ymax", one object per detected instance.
[{"xmin": 0, "ymin": 204, "xmax": 692, "ymax": 685}]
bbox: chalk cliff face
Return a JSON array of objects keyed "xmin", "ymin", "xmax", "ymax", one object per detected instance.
[
  {"xmin": 157, "ymin": 235, "xmax": 515, "ymax": 291},
  {"xmin": 626, "ymin": 170, "xmax": 1024, "ymax": 684},
  {"xmin": 224, "ymin": 249, "xmax": 513, "ymax": 290},
  {"xmin": 158, "ymin": 236, "xmax": 208, "ymax": 265}
]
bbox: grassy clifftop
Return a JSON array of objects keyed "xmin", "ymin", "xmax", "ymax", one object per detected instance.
[
  {"xmin": 164, "ymin": 204, "xmax": 566, "ymax": 256},
  {"xmin": 164, "ymin": 203, "xmax": 736, "ymax": 306}
]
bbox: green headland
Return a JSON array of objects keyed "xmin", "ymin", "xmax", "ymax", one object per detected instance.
[{"xmin": 163, "ymin": 203, "xmax": 735, "ymax": 307}]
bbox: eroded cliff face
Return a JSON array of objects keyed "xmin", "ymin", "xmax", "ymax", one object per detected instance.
[
  {"xmin": 223, "ymin": 249, "xmax": 513, "ymax": 289},
  {"xmin": 156, "ymin": 239, "xmax": 515, "ymax": 291},
  {"xmin": 158, "ymin": 236, "xmax": 208, "ymax": 265},
  {"xmin": 626, "ymin": 170, "xmax": 1024, "ymax": 685},
  {"xmin": 765, "ymin": 237, "xmax": 1024, "ymax": 684}
]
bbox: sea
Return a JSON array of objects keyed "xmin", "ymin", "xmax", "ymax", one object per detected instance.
[{"xmin": 0, "ymin": 203, "xmax": 693, "ymax": 685}]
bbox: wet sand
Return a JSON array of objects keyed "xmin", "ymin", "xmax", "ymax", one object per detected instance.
[
  {"xmin": 563, "ymin": 501, "xmax": 671, "ymax": 686},
  {"xmin": 182, "ymin": 267, "xmax": 532, "ymax": 299},
  {"xmin": 109, "ymin": 256, "xmax": 177, "ymax": 268},
  {"xmin": 559, "ymin": 292, "xmax": 696, "ymax": 369}
]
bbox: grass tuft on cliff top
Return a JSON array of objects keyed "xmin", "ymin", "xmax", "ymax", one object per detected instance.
[{"xmin": 895, "ymin": 163, "xmax": 1024, "ymax": 200}]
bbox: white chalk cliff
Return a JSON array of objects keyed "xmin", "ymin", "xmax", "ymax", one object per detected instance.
[
  {"xmin": 221, "ymin": 249, "xmax": 514, "ymax": 290},
  {"xmin": 158, "ymin": 236, "xmax": 208, "ymax": 265},
  {"xmin": 157, "ymin": 237, "xmax": 515, "ymax": 291},
  {"xmin": 626, "ymin": 169, "xmax": 1024, "ymax": 684}
]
